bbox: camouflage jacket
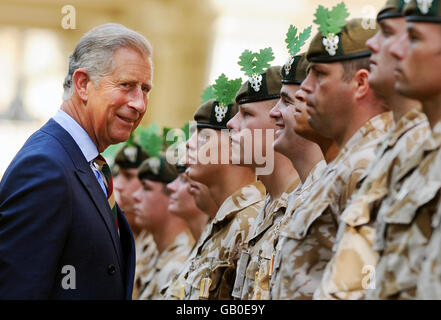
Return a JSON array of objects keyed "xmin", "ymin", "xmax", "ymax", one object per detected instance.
[
  {"xmin": 269, "ymin": 160, "xmax": 328, "ymax": 299},
  {"xmin": 232, "ymin": 179, "xmax": 300, "ymax": 300},
  {"xmin": 271, "ymin": 112, "xmax": 393, "ymax": 300},
  {"xmin": 132, "ymin": 230, "xmax": 158, "ymax": 299},
  {"xmin": 179, "ymin": 181, "xmax": 266, "ymax": 300},
  {"xmin": 315, "ymin": 109, "xmax": 429, "ymax": 300},
  {"xmin": 417, "ymin": 198, "xmax": 441, "ymax": 299},
  {"xmin": 138, "ymin": 230, "xmax": 194, "ymax": 300},
  {"xmin": 367, "ymin": 121, "xmax": 441, "ymax": 299}
]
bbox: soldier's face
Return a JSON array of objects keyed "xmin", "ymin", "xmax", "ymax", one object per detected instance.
[
  {"xmin": 390, "ymin": 22, "xmax": 441, "ymax": 101},
  {"xmin": 185, "ymin": 129, "xmax": 229, "ymax": 185},
  {"xmin": 85, "ymin": 47, "xmax": 152, "ymax": 152},
  {"xmin": 301, "ymin": 62, "xmax": 353, "ymax": 140},
  {"xmin": 166, "ymin": 174, "xmax": 200, "ymax": 221},
  {"xmin": 132, "ymin": 179, "xmax": 170, "ymax": 231},
  {"xmin": 113, "ymin": 168, "xmax": 141, "ymax": 224},
  {"xmin": 270, "ymin": 85, "xmax": 304, "ymax": 155},
  {"xmin": 227, "ymin": 99, "xmax": 278, "ymax": 167},
  {"xmin": 367, "ymin": 18, "xmax": 407, "ymax": 98}
]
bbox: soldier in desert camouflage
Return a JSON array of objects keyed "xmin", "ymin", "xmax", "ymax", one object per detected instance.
[
  {"xmin": 271, "ymin": 3, "xmax": 393, "ymax": 299},
  {"xmin": 134, "ymin": 157, "xmax": 194, "ymax": 299},
  {"xmin": 165, "ymin": 75, "xmax": 266, "ymax": 299},
  {"xmin": 314, "ymin": 0, "xmax": 430, "ymax": 300},
  {"xmin": 226, "ymin": 49, "xmax": 299, "ymax": 300},
  {"xmin": 366, "ymin": 0, "xmax": 441, "ymax": 299}
]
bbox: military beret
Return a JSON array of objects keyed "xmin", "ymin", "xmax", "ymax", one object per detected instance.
[
  {"xmin": 377, "ymin": 0, "xmax": 407, "ymax": 21},
  {"xmin": 194, "ymin": 98, "xmax": 239, "ymax": 130},
  {"xmin": 281, "ymin": 54, "xmax": 309, "ymax": 85},
  {"xmin": 404, "ymin": 0, "xmax": 441, "ymax": 23},
  {"xmin": 307, "ymin": 18, "xmax": 378, "ymax": 63},
  {"xmin": 138, "ymin": 157, "xmax": 178, "ymax": 184},
  {"xmin": 114, "ymin": 143, "xmax": 149, "ymax": 169},
  {"xmin": 235, "ymin": 65, "xmax": 282, "ymax": 105}
]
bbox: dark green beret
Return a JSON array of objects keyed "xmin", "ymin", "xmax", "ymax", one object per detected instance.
[
  {"xmin": 404, "ymin": 0, "xmax": 441, "ymax": 22},
  {"xmin": 307, "ymin": 18, "xmax": 378, "ymax": 63},
  {"xmin": 281, "ymin": 53, "xmax": 308, "ymax": 85},
  {"xmin": 194, "ymin": 98, "xmax": 239, "ymax": 130},
  {"xmin": 377, "ymin": 0, "xmax": 406, "ymax": 21},
  {"xmin": 138, "ymin": 157, "xmax": 178, "ymax": 184},
  {"xmin": 235, "ymin": 66, "xmax": 282, "ymax": 105},
  {"xmin": 114, "ymin": 143, "xmax": 149, "ymax": 169}
]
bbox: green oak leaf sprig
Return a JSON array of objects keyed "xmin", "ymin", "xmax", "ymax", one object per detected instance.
[
  {"xmin": 238, "ymin": 47, "xmax": 275, "ymax": 77},
  {"xmin": 314, "ymin": 2, "xmax": 349, "ymax": 36}
]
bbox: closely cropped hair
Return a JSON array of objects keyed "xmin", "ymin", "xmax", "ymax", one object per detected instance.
[
  {"xmin": 340, "ymin": 57, "xmax": 371, "ymax": 82},
  {"xmin": 62, "ymin": 23, "xmax": 152, "ymax": 100}
]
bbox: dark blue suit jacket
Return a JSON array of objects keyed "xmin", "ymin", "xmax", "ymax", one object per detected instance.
[{"xmin": 0, "ymin": 119, "xmax": 135, "ymax": 299}]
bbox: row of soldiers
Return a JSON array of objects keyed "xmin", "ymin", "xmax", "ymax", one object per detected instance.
[{"xmin": 111, "ymin": 0, "xmax": 441, "ymax": 299}]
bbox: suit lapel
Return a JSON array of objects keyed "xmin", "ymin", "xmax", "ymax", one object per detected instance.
[
  {"xmin": 75, "ymin": 170, "xmax": 123, "ymax": 271},
  {"xmin": 116, "ymin": 205, "xmax": 136, "ymax": 299}
]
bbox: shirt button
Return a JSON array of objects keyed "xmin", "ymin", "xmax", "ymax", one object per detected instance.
[{"xmin": 108, "ymin": 264, "xmax": 116, "ymax": 275}]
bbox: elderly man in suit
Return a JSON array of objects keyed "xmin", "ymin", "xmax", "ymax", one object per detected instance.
[{"xmin": 0, "ymin": 23, "xmax": 153, "ymax": 299}]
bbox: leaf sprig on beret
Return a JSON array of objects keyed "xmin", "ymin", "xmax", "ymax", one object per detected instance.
[
  {"xmin": 238, "ymin": 47, "xmax": 275, "ymax": 77},
  {"xmin": 212, "ymin": 74, "xmax": 242, "ymax": 107},
  {"xmin": 285, "ymin": 25, "xmax": 312, "ymax": 57},
  {"xmin": 137, "ymin": 123, "xmax": 163, "ymax": 157},
  {"xmin": 200, "ymin": 85, "xmax": 216, "ymax": 104},
  {"xmin": 314, "ymin": 2, "xmax": 349, "ymax": 36}
]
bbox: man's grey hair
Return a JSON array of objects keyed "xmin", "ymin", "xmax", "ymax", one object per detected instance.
[{"xmin": 62, "ymin": 23, "xmax": 153, "ymax": 100}]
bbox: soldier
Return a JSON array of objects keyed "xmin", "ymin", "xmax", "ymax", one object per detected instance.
[
  {"xmin": 166, "ymin": 165, "xmax": 209, "ymax": 242},
  {"xmin": 112, "ymin": 137, "xmax": 158, "ymax": 299},
  {"xmin": 367, "ymin": 0, "xmax": 441, "ymax": 299},
  {"xmin": 269, "ymin": 56, "xmax": 341, "ymax": 301},
  {"xmin": 133, "ymin": 157, "xmax": 194, "ymax": 299},
  {"xmin": 167, "ymin": 76, "xmax": 265, "ymax": 299},
  {"xmin": 314, "ymin": 0, "xmax": 430, "ymax": 300},
  {"xmin": 227, "ymin": 48, "xmax": 300, "ymax": 299},
  {"xmin": 271, "ymin": 2, "xmax": 393, "ymax": 299}
]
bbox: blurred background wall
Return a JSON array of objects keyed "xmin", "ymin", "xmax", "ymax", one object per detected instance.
[{"xmin": 0, "ymin": 0, "xmax": 384, "ymax": 178}]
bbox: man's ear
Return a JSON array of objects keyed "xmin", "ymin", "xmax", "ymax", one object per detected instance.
[
  {"xmin": 353, "ymin": 69, "xmax": 370, "ymax": 100},
  {"xmin": 72, "ymin": 68, "xmax": 90, "ymax": 102}
]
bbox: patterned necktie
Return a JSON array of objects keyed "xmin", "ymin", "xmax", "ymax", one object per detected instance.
[{"xmin": 94, "ymin": 154, "xmax": 119, "ymax": 233}]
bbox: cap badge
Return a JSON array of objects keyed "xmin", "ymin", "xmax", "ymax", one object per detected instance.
[
  {"xmin": 123, "ymin": 146, "xmax": 138, "ymax": 163},
  {"xmin": 417, "ymin": 0, "xmax": 433, "ymax": 14}
]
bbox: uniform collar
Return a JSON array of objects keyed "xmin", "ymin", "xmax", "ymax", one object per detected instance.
[
  {"xmin": 213, "ymin": 181, "xmax": 266, "ymax": 224},
  {"xmin": 388, "ymin": 108, "xmax": 428, "ymax": 147}
]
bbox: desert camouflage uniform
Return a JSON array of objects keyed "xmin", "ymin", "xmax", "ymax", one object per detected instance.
[
  {"xmin": 232, "ymin": 179, "xmax": 300, "ymax": 300},
  {"xmin": 271, "ymin": 112, "xmax": 393, "ymax": 300},
  {"xmin": 269, "ymin": 160, "xmax": 328, "ymax": 299},
  {"xmin": 138, "ymin": 229, "xmax": 194, "ymax": 300},
  {"xmin": 417, "ymin": 198, "xmax": 441, "ymax": 299},
  {"xmin": 315, "ymin": 109, "xmax": 429, "ymax": 300},
  {"xmin": 132, "ymin": 230, "xmax": 158, "ymax": 299},
  {"xmin": 179, "ymin": 181, "xmax": 265, "ymax": 300},
  {"xmin": 367, "ymin": 121, "xmax": 441, "ymax": 299}
]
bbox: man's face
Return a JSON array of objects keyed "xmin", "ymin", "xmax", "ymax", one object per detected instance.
[
  {"xmin": 227, "ymin": 99, "xmax": 278, "ymax": 166},
  {"xmin": 185, "ymin": 129, "xmax": 228, "ymax": 185},
  {"xmin": 270, "ymin": 85, "xmax": 300, "ymax": 153},
  {"xmin": 85, "ymin": 47, "xmax": 153, "ymax": 151},
  {"xmin": 166, "ymin": 174, "xmax": 199, "ymax": 220},
  {"xmin": 114, "ymin": 167, "xmax": 141, "ymax": 222},
  {"xmin": 132, "ymin": 179, "xmax": 169, "ymax": 231},
  {"xmin": 366, "ymin": 17, "xmax": 407, "ymax": 98},
  {"xmin": 301, "ymin": 62, "xmax": 353, "ymax": 139},
  {"xmin": 390, "ymin": 22, "xmax": 441, "ymax": 100}
]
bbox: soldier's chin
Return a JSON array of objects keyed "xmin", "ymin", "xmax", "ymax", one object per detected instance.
[{"xmin": 273, "ymin": 135, "xmax": 284, "ymax": 154}]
